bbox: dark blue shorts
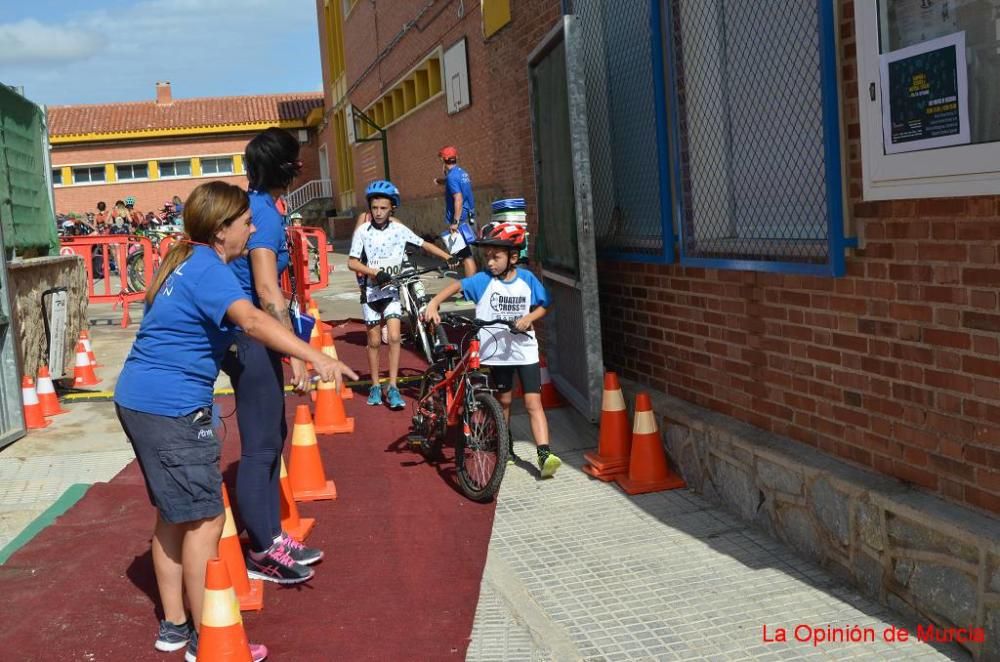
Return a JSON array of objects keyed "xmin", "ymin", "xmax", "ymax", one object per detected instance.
[{"xmin": 116, "ymin": 404, "xmax": 223, "ymax": 524}]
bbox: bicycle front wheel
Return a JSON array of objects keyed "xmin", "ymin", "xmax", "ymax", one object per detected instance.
[
  {"xmin": 456, "ymin": 391, "xmax": 510, "ymax": 502},
  {"xmin": 126, "ymin": 248, "xmax": 146, "ymax": 291}
]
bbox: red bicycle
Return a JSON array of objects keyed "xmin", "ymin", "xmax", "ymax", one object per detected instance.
[{"xmin": 410, "ymin": 314, "xmax": 519, "ymax": 502}]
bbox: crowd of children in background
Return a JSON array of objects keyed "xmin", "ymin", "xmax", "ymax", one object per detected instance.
[{"xmin": 57, "ymin": 195, "xmax": 185, "ymax": 236}]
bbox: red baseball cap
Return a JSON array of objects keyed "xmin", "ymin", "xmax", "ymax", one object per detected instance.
[{"xmin": 438, "ymin": 145, "xmax": 458, "ymax": 160}]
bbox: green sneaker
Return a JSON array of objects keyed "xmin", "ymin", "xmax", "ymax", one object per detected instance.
[{"xmin": 538, "ymin": 449, "xmax": 561, "ymax": 478}]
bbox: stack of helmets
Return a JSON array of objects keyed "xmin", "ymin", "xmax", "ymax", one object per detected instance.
[{"xmin": 489, "ymin": 198, "xmax": 529, "ymax": 261}]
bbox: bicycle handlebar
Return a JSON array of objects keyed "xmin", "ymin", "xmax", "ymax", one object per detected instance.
[{"xmin": 439, "ymin": 313, "xmax": 529, "ymax": 335}]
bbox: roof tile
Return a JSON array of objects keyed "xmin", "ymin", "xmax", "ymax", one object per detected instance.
[{"xmin": 49, "ymin": 92, "xmax": 323, "ymax": 137}]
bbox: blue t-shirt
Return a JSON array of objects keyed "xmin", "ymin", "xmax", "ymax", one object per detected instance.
[
  {"xmin": 229, "ymin": 190, "xmax": 290, "ymax": 305},
  {"xmin": 443, "ymin": 166, "xmax": 475, "ymax": 225},
  {"xmin": 114, "ymin": 246, "xmax": 250, "ymax": 416}
]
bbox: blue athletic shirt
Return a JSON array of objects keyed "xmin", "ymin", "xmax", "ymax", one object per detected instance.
[
  {"xmin": 443, "ymin": 166, "xmax": 475, "ymax": 225},
  {"xmin": 461, "ymin": 269, "xmax": 548, "ymax": 366},
  {"xmin": 229, "ymin": 190, "xmax": 289, "ymax": 306},
  {"xmin": 114, "ymin": 246, "xmax": 250, "ymax": 416}
]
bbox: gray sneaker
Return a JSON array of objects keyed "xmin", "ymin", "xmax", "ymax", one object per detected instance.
[{"xmin": 155, "ymin": 619, "xmax": 192, "ymax": 652}]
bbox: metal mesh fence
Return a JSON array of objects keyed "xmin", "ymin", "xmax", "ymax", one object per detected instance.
[
  {"xmin": 669, "ymin": 0, "xmax": 831, "ymax": 265},
  {"xmin": 577, "ymin": 1, "xmax": 666, "ymax": 256}
]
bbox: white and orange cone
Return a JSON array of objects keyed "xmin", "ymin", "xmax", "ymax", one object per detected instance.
[
  {"xmin": 36, "ymin": 366, "xmax": 68, "ymax": 417},
  {"xmin": 72, "ymin": 341, "xmax": 101, "ymax": 387},
  {"xmin": 288, "ymin": 405, "xmax": 338, "ymax": 501},
  {"xmin": 80, "ymin": 330, "xmax": 99, "ymax": 367},
  {"xmin": 197, "ymin": 559, "xmax": 254, "ymax": 661},
  {"xmin": 539, "ymin": 356, "xmax": 564, "ymax": 409},
  {"xmin": 218, "ymin": 485, "xmax": 264, "ymax": 612},
  {"xmin": 583, "ymin": 371, "xmax": 631, "ymax": 481},
  {"xmin": 615, "ymin": 393, "xmax": 686, "ymax": 495},
  {"xmin": 21, "ymin": 376, "xmax": 50, "ymax": 429}
]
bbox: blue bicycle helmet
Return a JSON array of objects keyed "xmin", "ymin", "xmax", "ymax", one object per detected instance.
[
  {"xmin": 124, "ymin": 195, "xmax": 136, "ymax": 207},
  {"xmin": 365, "ymin": 179, "xmax": 400, "ymax": 208}
]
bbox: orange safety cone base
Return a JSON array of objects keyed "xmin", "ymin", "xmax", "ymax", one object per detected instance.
[
  {"xmin": 236, "ymin": 579, "xmax": 264, "ymax": 612},
  {"xmin": 284, "ymin": 516, "xmax": 316, "ymax": 542},
  {"xmin": 293, "ymin": 480, "xmax": 338, "ymax": 502},
  {"xmin": 615, "ymin": 472, "xmax": 686, "ymax": 495},
  {"xmin": 39, "ymin": 401, "xmax": 68, "ymax": 416},
  {"xmin": 583, "ymin": 450, "xmax": 630, "ymax": 472},
  {"xmin": 314, "ymin": 417, "xmax": 355, "ymax": 435},
  {"xmin": 340, "ymin": 385, "xmax": 354, "ymax": 400},
  {"xmin": 581, "ymin": 458, "xmax": 629, "ymax": 482},
  {"xmin": 26, "ymin": 416, "xmax": 50, "ymax": 430}
]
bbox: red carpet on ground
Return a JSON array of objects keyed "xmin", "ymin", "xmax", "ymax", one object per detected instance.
[{"xmin": 0, "ymin": 321, "xmax": 497, "ymax": 661}]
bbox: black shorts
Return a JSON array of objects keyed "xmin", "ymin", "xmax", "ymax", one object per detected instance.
[
  {"xmin": 454, "ymin": 246, "xmax": 472, "ymax": 260},
  {"xmin": 116, "ymin": 404, "xmax": 223, "ymax": 524},
  {"xmin": 489, "ymin": 363, "xmax": 541, "ymax": 394}
]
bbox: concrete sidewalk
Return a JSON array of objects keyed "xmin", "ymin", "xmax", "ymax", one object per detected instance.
[{"xmin": 468, "ymin": 410, "xmax": 967, "ymax": 661}]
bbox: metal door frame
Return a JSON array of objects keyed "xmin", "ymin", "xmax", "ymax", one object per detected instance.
[{"xmin": 528, "ymin": 15, "xmax": 604, "ymax": 422}]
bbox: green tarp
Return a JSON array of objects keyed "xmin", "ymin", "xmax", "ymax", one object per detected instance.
[{"xmin": 0, "ymin": 84, "xmax": 58, "ymax": 256}]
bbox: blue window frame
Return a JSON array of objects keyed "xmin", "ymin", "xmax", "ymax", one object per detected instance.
[
  {"xmin": 662, "ymin": 0, "xmax": 848, "ymax": 276},
  {"xmin": 578, "ymin": 1, "xmax": 675, "ymax": 264}
]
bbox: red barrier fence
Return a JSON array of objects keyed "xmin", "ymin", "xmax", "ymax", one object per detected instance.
[
  {"xmin": 282, "ymin": 227, "xmax": 329, "ymax": 304},
  {"xmin": 59, "ymin": 235, "xmax": 154, "ymax": 327},
  {"xmin": 61, "ymin": 225, "xmax": 326, "ymax": 327}
]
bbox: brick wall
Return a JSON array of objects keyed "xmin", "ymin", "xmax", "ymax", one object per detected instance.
[
  {"xmin": 597, "ymin": 0, "xmax": 1000, "ymax": 515},
  {"xmin": 336, "ymin": 1, "xmax": 502, "ymax": 214},
  {"xmin": 52, "ymin": 131, "xmax": 321, "ymax": 215}
]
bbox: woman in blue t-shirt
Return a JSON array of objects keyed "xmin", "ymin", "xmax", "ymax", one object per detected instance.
[
  {"xmin": 223, "ymin": 128, "xmax": 322, "ymax": 584},
  {"xmin": 115, "ymin": 181, "xmax": 357, "ymax": 661}
]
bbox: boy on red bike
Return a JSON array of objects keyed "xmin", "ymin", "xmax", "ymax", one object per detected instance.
[{"xmin": 424, "ymin": 222, "xmax": 561, "ymax": 478}]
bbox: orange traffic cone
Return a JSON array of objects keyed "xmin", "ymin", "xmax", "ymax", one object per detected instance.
[
  {"xmin": 219, "ymin": 484, "xmax": 264, "ymax": 612},
  {"xmin": 615, "ymin": 393, "xmax": 685, "ymax": 495},
  {"xmin": 279, "ymin": 456, "xmax": 315, "ymax": 541},
  {"xmin": 72, "ymin": 341, "xmax": 101, "ymax": 386},
  {"xmin": 36, "ymin": 366, "xmax": 68, "ymax": 417},
  {"xmin": 308, "ymin": 314, "xmax": 323, "ymax": 352},
  {"xmin": 288, "ymin": 405, "xmax": 338, "ymax": 501},
  {"xmin": 197, "ymin": 559, "xmax": 253, "ymax": 662},
  {"xmin": 539, "ymin": 356, "xmax": 564, "ymax": 409},
  {"xmin": 314, "ymin": 375, "xmax": 354, "ymax": 435},
  {"xmin": 320, "ymin": 331, "xmax": 352, "ymax": 400},
  {"xmin": 80, "ymin": 329, "xmax": 99, "ymax": 367},
  {"xmin": 307, "ymin": 302, "xmax": 328, "ymax": 333},
  {"xmin": 21, "ymin": 376, "xmax": 50, "ymax": 429},
  {"xmin": 583, "ymin": 372, "xmax": 631, "ymax": 481}
]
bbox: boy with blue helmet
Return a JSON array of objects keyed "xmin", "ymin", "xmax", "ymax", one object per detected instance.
[{"xmin": 348, "ymin": 180, "xmax": 453, "ymax": 410}]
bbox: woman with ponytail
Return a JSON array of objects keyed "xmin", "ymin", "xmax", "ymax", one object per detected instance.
[{"xmin": 114, "ymin": 181, "xmax": 357, "ymax": 661}]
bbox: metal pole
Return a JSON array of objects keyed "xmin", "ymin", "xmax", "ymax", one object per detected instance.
[{"xmin": 380, "ymin": 128, "xmax": 390, "ymax": 181}]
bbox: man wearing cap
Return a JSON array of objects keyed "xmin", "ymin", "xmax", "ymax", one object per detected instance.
[{"xmin": 434, "ymin": 145, "xmax": 477, "ymax": 277}]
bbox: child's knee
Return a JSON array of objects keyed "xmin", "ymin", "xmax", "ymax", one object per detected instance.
[
  {"xmin": 497, "ymin": 391, "xmax": 513, "ymax": 407},
  {"xmin": 523, "ymin": 393, "xmax": 544, "ymax": 413},
  {"xmin": 387, "ymin": 328, "xmax": 402, "ymax": 344}
]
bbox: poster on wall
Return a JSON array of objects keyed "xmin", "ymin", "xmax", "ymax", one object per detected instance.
[{"xmin": 879, "ymin": 31, "xmax": 969, "ymax": 154}]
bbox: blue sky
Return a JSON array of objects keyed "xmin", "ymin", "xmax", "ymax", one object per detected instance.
[{"xmin": 0, "ymin": 0, "xmax": 322, "ymax": 106}]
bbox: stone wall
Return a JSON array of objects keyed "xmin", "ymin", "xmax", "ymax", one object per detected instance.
[
  {"xmin": 624, "ymin": 377, "xmax": 1000, "ymax": 660},
  {"xmin": 8, "ymin": 256, "xmax": 88, "ymax": 379}
]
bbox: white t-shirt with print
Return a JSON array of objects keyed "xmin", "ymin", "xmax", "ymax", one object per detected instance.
[
  {"xmin": 349, "ymin": 221, "xmax": 425, "ymax": 302},
  {"xmin": 460, "ymin": 269, "xmax": 550, "ymax": 366}
]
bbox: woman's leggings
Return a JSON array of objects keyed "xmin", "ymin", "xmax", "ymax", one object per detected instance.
[{"xmin": 222, "ymin": 332, "xmax": 287, "ymax": 553}]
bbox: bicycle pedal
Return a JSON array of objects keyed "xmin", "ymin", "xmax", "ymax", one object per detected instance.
[{"xmin": 406, "ymin": 434, "xmax": 425, "ymax": 446}]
